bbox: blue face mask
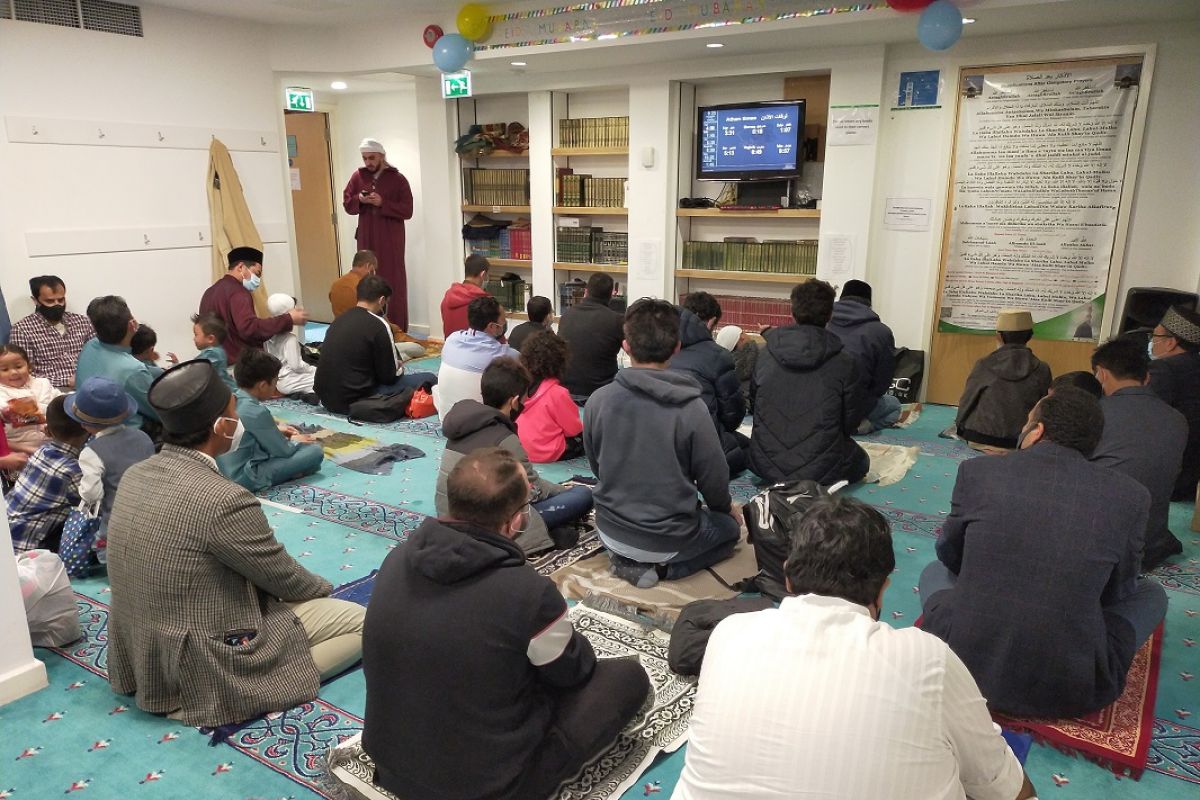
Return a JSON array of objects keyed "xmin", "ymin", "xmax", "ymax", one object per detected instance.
[{"xmin": 242, "ymin": 273, "xmax": 262, "ymax": 292}]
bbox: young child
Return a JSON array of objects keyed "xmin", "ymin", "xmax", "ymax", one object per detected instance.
[
  {"xmin": 129, "ymin": 324, "xmax": 164, "ymax": 377},
  {"xmin": 264, "ymin": 293, "xmax": 317, "ymax": 399},
  {"xmin": 6, "ymin": 396, "xmax": 88, "ymax": 553},
  {"xmin": 0, "ymin": 344, "xmax": 61, "ymax": 453},
  {"xmin": 517, "ymin": 330, "xmax": 584, "ymax": 462},
  {"xmin": 185, "ymin": 312, "xmax": 237, "ymax": 391},
  {"xmin": 216, "ymin": 348, "xmax": 324, "ymax": 492},
  {"xmin": 67, "ymin": 377, "xmax": 155, "ymax": 564}
]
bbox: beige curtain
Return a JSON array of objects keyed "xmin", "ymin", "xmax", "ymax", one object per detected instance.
[{"xmin": 207, "ymin": 138, "xmax": 269, "ymax": 317}]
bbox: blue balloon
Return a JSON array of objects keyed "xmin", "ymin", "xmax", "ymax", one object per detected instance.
[
  {"xmin": 917, "ymin": 0, "xmax": 963, "ymax": 51},
  {"xmin": 433, "ymin": 33, "xmax": 474, "ymax": 72}
]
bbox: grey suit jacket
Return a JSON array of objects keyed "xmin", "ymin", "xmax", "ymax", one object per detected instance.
[
  {"xmin": 1092, "ymin": 386, "xmax": 1187, "ymax": 564},
  {"xmin": 106, "ymin": 445, "xmax": 331, "ymax": 727}
]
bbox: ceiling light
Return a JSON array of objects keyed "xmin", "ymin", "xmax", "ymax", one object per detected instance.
[
  {"xmin": 962, "ymin": 17, "xmax": 976, "ymax": 24},
  {"xmin": 330, "ymin": 81, "xmax": 348, "ymax": 90},
  {"xmin": 511, "ymin": 61, "xmax": 527, "ymax": 66},
  {"xmin": 706, "ymin": 42, "xmax": 724, "ymax": 49}
]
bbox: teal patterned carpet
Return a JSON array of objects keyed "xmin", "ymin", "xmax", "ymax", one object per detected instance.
[{"xmin": 3, "ymin": 366, "xmax": 1197, "ymax": 799}]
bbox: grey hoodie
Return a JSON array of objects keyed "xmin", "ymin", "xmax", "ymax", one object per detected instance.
[{"xmin": 583, "ymin": 367, "xmax": 731, "ymax": 553}]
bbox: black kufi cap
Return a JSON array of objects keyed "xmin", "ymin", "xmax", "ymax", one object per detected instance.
[
  {"xmin": 227, "ymin": 246, "xmax": 264, "ymax": 268},
  {"xmin": 148, "ymin": 360, "xmax": 232, "ymax": 434}
]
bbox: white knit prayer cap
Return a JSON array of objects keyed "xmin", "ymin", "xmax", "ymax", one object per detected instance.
[{"xmin": 359, "ymin": 138, "xmax": 386, "ymax": 155}]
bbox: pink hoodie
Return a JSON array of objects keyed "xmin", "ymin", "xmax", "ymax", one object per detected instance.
[{"xmin": 516, "ymin": 377, "xmax": 582, "ymax": 462}]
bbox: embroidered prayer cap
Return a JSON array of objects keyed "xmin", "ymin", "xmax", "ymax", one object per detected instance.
[
  {"xmin": 359, "ymin": 138, "xmax": 386, "ymax": 155},
  {"xmin": 64, "ymin": 377, "xmax": 137, "ymax": 428},
  {"xmin": 1160, "ymin": 305, "xmax": 1200, "ymax": 346},
  {"xmin": 995, "ymin": 308, "xmax": 1034, "ymax": 332},
  {"xmin": 149, "ymin": 360, "xmax": 233, "ymax": 435},
  {"xmin": 715, "ymin": 325, "xmax": 742, "ymax": 352},
  {"xmin": 841, "ymin": 279, "xmax": 872, "ymax": 304},
  {"xmin": 267, "ymin": 293, "xmax": 296, "ymax": 316},
  {"xmin": 227, "ymin": 246, "xmax": 264, "ymax": 268}
]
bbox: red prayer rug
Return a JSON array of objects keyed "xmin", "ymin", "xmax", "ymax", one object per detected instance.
[{"xmin": 993, "ymin": 624, "xmax": 1164, "ymax": 779}]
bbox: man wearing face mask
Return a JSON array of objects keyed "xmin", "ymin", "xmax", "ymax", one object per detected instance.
[
  {"xmin": 198, "ymin": 247, "xmax": 308, "ymax": 363},
  {"xmin": 104, "ymin": 360, "xmax": 364, "ymax": 726},
  {"xmin": 9, "ymin": 275, "xmax": 95, "ymax": 390},
  {"xmin": 313, "ymin": 275, "xmax": 437, "ymax": 415},
  {"xmin": 433, "ymin": 295, "xmax": 515, "ymax": 416},
  {"xmin": 1146, "ymin": 305, "xmax": 1200, "ymax": 501},
  {"xmin": 920, "ymin": 388, "xmax": 1167, "ymax": 718}
]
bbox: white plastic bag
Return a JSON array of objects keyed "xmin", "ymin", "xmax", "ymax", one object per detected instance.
[{"xmin": 16, "ymin": 550, "xmax": 82, "ymax": 647}]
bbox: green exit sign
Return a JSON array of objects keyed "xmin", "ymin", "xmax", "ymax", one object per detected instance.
[
  {"xmin": 442, "ymin": 71, "xmax": 472, "ymax": 99},
  {"xmin": 286, "ymin": 87, "xmax": 314, "ymax": 112}
]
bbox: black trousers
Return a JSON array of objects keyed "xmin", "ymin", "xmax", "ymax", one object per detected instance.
[{"xmin": 511, "ymin": 656, "xmax": 651, "ymax": 800}]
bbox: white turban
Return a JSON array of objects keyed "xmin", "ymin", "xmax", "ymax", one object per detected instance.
[
  {"xmin": 359, "ymin": 138, "xmax": 386, "ymax": 155},
  {"xmin": 715, "ymin": 325, "xmax": 743, "ymax": 351},
  {"xmin": 267, "ymin": 293, "xmax": 295, "ymax": 316}
]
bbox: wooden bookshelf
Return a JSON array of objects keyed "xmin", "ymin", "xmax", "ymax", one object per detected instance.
[
  {"xmin": 485, "ymin": 258, "xmax": 532, "ymax": 268},
  {"xmin": 676, "ymin": 208, "xmax": 820, "ymax": 219},
  {"xmin": 676, "ymin": 269, "xmax": 813, "ymax": 285},
  {"xmin": 506, "ymin": 311, "xmax": 529, "ymax": 320},
  {"xmin": 554, "ymin": 263, "xmax": 628, "ymax": 274},
  {"xmin": 553, "ymin": 206, "xmax": 628, "ymax": 216},
  {"xmin": 459, "ymin": 150, "xmax": 529, "ymax": 159},
  {"xmin": 462, "ymin": 204, "xmax": 531, "ymax": 213},
  {"xmin": 551, "ymin": 146, "xmax": 629, "ymax": 157}
]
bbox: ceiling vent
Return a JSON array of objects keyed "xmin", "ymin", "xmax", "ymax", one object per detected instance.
[{"xmin": 5, "ymin": 0, "xmax": 143, "ymax": 37}]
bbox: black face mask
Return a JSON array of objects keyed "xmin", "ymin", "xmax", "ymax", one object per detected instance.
[{"xmin": 37, "ymin": 304, "xmax": 66, "ymax": 323}]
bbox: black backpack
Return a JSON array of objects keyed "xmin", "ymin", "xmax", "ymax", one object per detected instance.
[
  {"xmin": 888, "ymin": 347, "xmax": 925, "ymax": 403},
  {"xmin": 738, "ymin": 479, "xmax": 828, "ymax": 601}
]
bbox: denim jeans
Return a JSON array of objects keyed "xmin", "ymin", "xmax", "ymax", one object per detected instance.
[
  {"xmin": 663, "ymin": 507, "xmax": 742, "ymax": 580},
  {"xmin": 865, "ymin": 394, "xmax": 902, "ymax": 432},
  {"xmin": 532, "ymin": 485, "xmax": 594, "ymax": 529},
  {"xmin": 375, "ymin": 371, "xmax": 438, "ymax": 396}
]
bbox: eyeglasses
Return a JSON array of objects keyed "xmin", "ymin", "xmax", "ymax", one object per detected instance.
[{"xmin": 512, "ymin": 502, "xmax": 532, "ymax": 533}]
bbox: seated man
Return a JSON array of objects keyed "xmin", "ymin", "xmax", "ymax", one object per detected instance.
[
  {"xmin": 1050, "ymin": 369, "xmax": 1102, "ymax": 398},
  {"xmin": 439, "ymin": 254, "xmax": 491, "ymax": 338},
  {"xmin": 437, "ymin": 357, "xmax": 592, "ymax": 555},
  {"xmin": 9, "ymin": 274, "xmax": 95, "ymax": 390},
  {"xmin": 921, "ymin": 388, "xmax": 1167, "ymax": 718},
  {"xmin": 674, "ymin": 496, "xmax": 1035, "ymax": 800},
  {"xmin": 217, "ymin": 348, "xmax": 324, "ymax": 492},
  {"xmin": 106, "ymin": 360, "xmax": 365, "ymax": 726},
  {"xmin": 198, "ymin": 246, "xmax": 307, "ymax": 363},
  {"xmin": 559, "ymin": 272, "xmax": 625, "ymax": 399},
  {"xmin": 434, "ymin": 295, "xmax": 514, "ymax": 416},
  {"xmin": 955, "ymin": 308, "xmax": 1052, "ymax": 450},
  {"xmin": 669, "ymin": 292, "xmax": 749, "ymax": 475},
  {"xmin": 749, "ymin": 280, "xmax": 868, "ymax": 486},
  {"xmin": 74, "ymin": 296, "xmax": 161, "ymax": 432},
  {"xmin": 330, "ymin": 250, "xmax": 426, "ymax": 351},
  {"xmin": 826, "ymin": 279, "xmax": 900, "ymax": 433},
  {"xmin": 363, "ymin": 447, "xmax": 650, "ymax": 800},
  {"xmin": 508, "ymin": 294, "xmax": 554, "ymax": 352},
  {"xmin": 585, "ymin": 299, "xmax": 739, "ymax": 588},
  {"xmin": 314, "ymin": 275, "xmax": 436, "ymax": 415},
  {"xmin": 1147, "ymin": 305, "xmax": 1200, "ymax": 500},
  {"xmin": 1091, "ymin": 337, "xmax": 1187, "ymax": 570}
]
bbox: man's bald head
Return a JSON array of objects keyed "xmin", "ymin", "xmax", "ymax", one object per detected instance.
[{"xmin": 446, "ymin": 447, "xmax": 529, "ymax": 533}]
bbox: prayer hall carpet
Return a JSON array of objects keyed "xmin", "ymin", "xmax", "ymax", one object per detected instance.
[{"xmin": 3, "ymin": 384, "xmax": 1198, "ymax": 799}]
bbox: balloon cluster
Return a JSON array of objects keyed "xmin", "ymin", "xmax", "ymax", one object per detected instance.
[
  {"xmin": 886, "ymin": 0, "xmax": 965, "ymax": 51},
  {"xmin": 426, "ymin": 4, "xmax": 493, "ymax": 73}
]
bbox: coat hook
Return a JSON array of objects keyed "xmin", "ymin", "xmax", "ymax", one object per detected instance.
[
  {"xmin": 198, "ymin": 232, "xmax": 205, "ymax": 242},
  {"xmin": 157, "ymin": 131, "xmax": 165, "ymax": 142},
  {"xmin": 260, "ymin": 136, "xmax": 267, "ymax": 146},
  {"xmin": 98, "ymin": 128, "xmax": 106, "ymax": 139},
  {"xmin": 31, "ymin": 125, "xmax": 39, "ymax": 136},
  {"xmin": 144, "ymin": 234, "xmax": 151, "ymax": 246}
]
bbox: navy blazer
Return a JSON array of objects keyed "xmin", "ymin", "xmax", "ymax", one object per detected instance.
[{"xmin": 924, "ymin": 442, "xmax": 1150, "ymax": 717}]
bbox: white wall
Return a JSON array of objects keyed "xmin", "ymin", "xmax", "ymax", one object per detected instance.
[{"xmin": 0, "ymin": 7, "xmax": 295, "ymax": 361}]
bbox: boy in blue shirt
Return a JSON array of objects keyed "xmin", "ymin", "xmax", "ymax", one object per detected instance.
[
  {"xmin": 217, "ymin": 348, "xmax": 323, "ymax": 491},
  {"xmin": 182, "ymin": 312, "xmax": 237, "ymax": 391}
]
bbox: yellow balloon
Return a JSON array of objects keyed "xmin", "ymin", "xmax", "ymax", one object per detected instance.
[{"xmin": 457, "ymin": 3, "xmax": 492, "ymax": 42}]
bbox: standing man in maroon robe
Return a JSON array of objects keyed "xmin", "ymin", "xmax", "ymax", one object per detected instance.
[
  {"xmin": 343, "ymin": 139, "xmax": 414, "ymax": 331},
  {"xmin": 199, "ymin": 247, "xmax": 307, "ymax": 362}
]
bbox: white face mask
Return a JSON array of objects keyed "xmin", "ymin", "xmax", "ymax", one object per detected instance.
[
  {"xmin": 215, "ymin": 416, "xmax": 245, "ymax": 452},
  {"xmin": 1147, "ymin": 339, "xmax": 1158, "ymax": 361}
]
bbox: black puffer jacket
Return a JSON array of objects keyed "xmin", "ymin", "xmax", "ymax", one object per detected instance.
[
  {"xmin": 749, "ymin": 324, "xmax": 868, "ymax": 485},
  {"xmin": 669, "ymin": 309, "xmax": 745, "ymax": 433}
]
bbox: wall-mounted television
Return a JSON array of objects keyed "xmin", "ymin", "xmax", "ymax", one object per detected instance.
[{"xmin": 696, "ymin": 100, "xmax": 806, "ymax": 181}]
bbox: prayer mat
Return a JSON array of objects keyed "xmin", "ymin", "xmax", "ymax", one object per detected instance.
[
  {"xmin": 895, "ymin": 402, "xmax": 923, "ymax": 429},
  {"xmin": 551, "ymin": 536, "xmax": 759, "ymax": 619},
  {"xmin": 993, "ymin": 624, "xmax": 1164, "ymax": 779},
  {"xmin": 860, "ymin": 442, "xmax": 921, "ymax": 486},
  {"xmin": 326, "ymin": 606, "xmax": 693, "ymax": 800}
]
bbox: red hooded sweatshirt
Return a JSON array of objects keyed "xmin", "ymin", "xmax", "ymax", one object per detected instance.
[{"xmin": 440, "ymin": 282, "xmax": 490, "ymax": 338}]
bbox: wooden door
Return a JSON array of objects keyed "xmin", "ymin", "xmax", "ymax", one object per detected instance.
[{"xmin": 285, "ymin": 111, "xmax": 340, "ymax": 322}]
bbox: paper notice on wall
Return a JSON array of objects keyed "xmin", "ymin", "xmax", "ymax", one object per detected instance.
[
  {"xmin": 290, "ymin": 168, "xmax": 302, "ymax": 191},
  {"xmin": 632, "ymin": 237, "xmax": 661, "ymax": 282},
  {"xmin": 884, "ymin": 197, "xmax": 932, "ymax": 231},
  {"xmin": 827, "ymin": 105, "xmax": 878, "ymax": 146},
  {"xmin": 818, "ymin": 234, "xmax": 854, "ymax": 283}
]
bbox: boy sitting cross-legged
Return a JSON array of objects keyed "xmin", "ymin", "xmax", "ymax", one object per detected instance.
[
  {"xmin": 6, "ymin": 396, "xmax": 89, "ymax": 553},
  {"xmin": 216, "ymin": 349, "xmax": 324, "ymax": 492}
]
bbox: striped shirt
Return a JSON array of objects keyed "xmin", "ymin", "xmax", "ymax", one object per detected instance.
[
  {"xmin": 8, "ymin": 311, "xmax": 95, "ymax": 389},
  {"xmin": 673, "ymin": 594, "xmax": 1025, "ymax": 800}
]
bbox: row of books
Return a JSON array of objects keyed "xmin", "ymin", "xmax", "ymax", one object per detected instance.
[
  {"xmin": 557, "ymin": 173, "xmax": 625, "ymax": 208},
  {"xmin": 562, "ymin": 281, "xmax": 626, "ymax": 310},
  {"xmin": 465, "ymin": 225, "xmax": 532, "ymax": 261},
  {"xmin": 558, "ymin": 116, "xmax": 629, "ymax": 148},
  {"xmin": 485, "ymin": 276, "xmax": 532, "ymax": 314},
  {"xmin": 463, "ymin": 168, "xmax": 529, "ymax": 207},
  {"xmin": 681, "ymin": 294, "xmax": 794, "ymax": 329},
  {"xmin": 555, "ymin": 227, "xmax": 628, "ymax": 265},
  {"xmin": 681, "ymin": 239, "xmax": 818, "ymax": 275}
]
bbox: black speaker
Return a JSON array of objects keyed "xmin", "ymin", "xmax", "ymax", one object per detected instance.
[
  {"xmin": 1118, "ymin": 287, "xmax": 1199, "ymax": 335},
  {"xmin": 735, "ymin": 179, "xmax": 793, "ymax": 208}
]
